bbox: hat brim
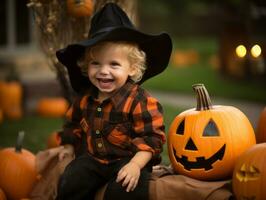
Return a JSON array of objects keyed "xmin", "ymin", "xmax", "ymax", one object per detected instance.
[{"xmin": 56, "ymin": 27, "xmax": 172, "ymax": 93}]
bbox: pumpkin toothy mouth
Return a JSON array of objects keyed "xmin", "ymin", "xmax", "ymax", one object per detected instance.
[{"xmin": 173, "ymin": 144, "xmax": 226, "ymax": 171}]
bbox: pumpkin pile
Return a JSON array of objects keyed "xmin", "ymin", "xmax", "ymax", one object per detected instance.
[
  {"xmin": 0, "ymin": 132, "xmax": 37, "ymax": 200},
  {"xmin": 168, "ymin": 83, "xmax": 256, "ymax": 181}
]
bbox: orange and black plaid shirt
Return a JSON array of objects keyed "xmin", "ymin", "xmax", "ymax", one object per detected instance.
[{"xmin": 60, "ymin": 80, "xmax": 166, "ymax": 165}]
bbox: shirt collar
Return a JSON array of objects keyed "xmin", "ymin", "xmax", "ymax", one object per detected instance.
[
  {"xmin": 110, "ymin": 79, "xmax": 136, "ymax": 109},
  {"xmin": 87, "ymin": 79, "xmax": 137, "ymax": 109}
]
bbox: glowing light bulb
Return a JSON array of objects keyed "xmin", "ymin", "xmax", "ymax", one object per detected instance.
[
  {"xmin": 251, "ymin": 44, "xmax": 261, "ymax": 58},
  {"xmin": 235, "ymin": 45, "xmax": 247, "ymax": 58}
]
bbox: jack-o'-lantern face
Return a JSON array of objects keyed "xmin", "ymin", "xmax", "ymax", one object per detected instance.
[
  {"xmin": 168, "ymin": 84, "xmax": 256, "ymax": 181},
  {"xmin": 233, "ymin": 143, "xmax": 266, "ymax": 200},
  {"xmin": 171, "ymin": 117, "xmax": 225, "ymax": 172}
]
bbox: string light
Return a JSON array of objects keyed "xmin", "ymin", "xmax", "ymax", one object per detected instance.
[
  {"xmin": 235, "ymin": 45, "xmax": 247, "ymax": 58},
  {"xmin": 251, "ymin": 44, "xmax": 262, "ymax": 58}
]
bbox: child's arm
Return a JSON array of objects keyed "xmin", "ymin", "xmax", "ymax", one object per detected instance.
[
  {"xmin": 116, "ymin": 151, "xmax": 152, "ymax": 192},
  {"xmin": 116, "ymin": 92, "xmax": 166, "ymax": 192},
  {"xmin": 59, "ymin": 96, "xmax": 84, "ymax": 153}
]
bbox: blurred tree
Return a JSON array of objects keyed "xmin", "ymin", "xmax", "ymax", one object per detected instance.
[{"xmin": 27, "ymin": 0, "xmax": 138, "ymax": 103}]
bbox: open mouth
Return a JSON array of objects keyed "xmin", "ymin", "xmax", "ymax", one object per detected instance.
[
  {"xmin": 97, "ymin": 78, "xmax": 114, "ymax": 89},
  {"xmin": 173, "ymin": 144, "xmax": 226, "ymax": 171},
  {"xmin": 97, "ymin": 78, "xmax": 114, "ymax": 83}
]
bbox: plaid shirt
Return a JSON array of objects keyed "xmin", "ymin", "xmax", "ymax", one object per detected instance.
[{"xmin": 60, "ymin": 80, "xmax": 166, "ymax": 165}]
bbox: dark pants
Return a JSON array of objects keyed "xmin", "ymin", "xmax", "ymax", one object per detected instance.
[{"xmin": 56, "ymin": 154, "xmax": 150, "ymax": 200}]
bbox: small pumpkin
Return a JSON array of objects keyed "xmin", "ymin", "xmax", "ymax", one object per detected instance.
[
  {"xmin": 0, "ymin": 188, "xmax": 7, "ymax": 200},
  {"xmin": 171, "ymin": 49, "xmax": 199, "ymax": 67},
  {"xmin": 67, "ymin": 0, "xmax": 94, "ymax": 17},
  {"xmin": 0, "ymin": 132, "xmax": 37, "ymax": 200},
  {"xmin": 36, "ymin": 97, "xmax": 69, "ymax": 117},
  {"xmin": 233, "ymin": 143, "xmax": 266, "ymax": 200},
  {"xmin": 47, "ymin": 131, "xmax": 62, "ymax": 148},
  {"xmin": 0, "ymin": 81, "xmax": 23, "ymax": 119},
  {"xmin": 256, "ymin": 107, "xmax": 266, "ymax": 143},
  {"xmin": 168, "ymin": 84, "xmax": 256, "ymax": 181}
]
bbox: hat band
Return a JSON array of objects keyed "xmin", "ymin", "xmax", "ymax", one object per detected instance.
[{"xmin": 89, "ymin": 26, "xmax": 118, "ymax": 38}]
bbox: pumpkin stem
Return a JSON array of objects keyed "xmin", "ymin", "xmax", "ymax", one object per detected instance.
[
  {"xmin": 192, "ymin": 84, "xmax": 212, "ymax": 111},
  {"xmin": 15, "ymin": 131, "xmax": 25, "ymax": 153}
]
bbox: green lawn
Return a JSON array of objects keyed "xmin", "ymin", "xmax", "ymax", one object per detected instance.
[{"xmin": 0, "ymin": 116, "xmax": 63, "ymax": 153}]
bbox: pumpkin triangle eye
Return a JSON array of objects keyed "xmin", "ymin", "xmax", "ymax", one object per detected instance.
[
  {"xmin": 203, "ymin": 119, "xmax": 219, "ymax": 136},
  {"xmin": 185, "ymin": 137, "xmax": 198, "ymax": 151},
  {"xmin": 176, "ymin": 119, "xmax": 185, "ymax": 135}
]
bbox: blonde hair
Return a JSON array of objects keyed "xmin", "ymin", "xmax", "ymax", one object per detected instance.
[{"xmin": 77, "ymin": 41, "xmax": 146, "ymax": 82}]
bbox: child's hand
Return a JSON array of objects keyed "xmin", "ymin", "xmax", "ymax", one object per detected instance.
[
  {"xmin": 116, "ymin": 161, "xmax": 141, "ymax": 192},
  {"xmin": 58, "ymin": 144, "xmax": 74, "ymax": 161}
]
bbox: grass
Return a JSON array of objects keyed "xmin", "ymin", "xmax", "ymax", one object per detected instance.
[{"xmin": 0, "ymin": 116, "xmax": 63, "ymax": 153}]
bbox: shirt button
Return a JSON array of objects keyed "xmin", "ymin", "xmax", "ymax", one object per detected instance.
[
  {"xmin": 95, "ymin": 130, "xmax": 100, "ymax": 135},
  {"xmin": 97, "ymin": 107, "xmax": 102, "ymax": 112},
  {"xmin": 97, "ymin": 142, "xmax": 103, "ymax": 148}
]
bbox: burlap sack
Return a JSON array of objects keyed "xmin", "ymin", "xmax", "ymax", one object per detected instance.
[
  {"xmin": 148, "ymin": 166, "xmax": 233, "ymax": 200},
  {"xmin": 29, "ymin": 147, "xmax": 74, "ymax": 200}
]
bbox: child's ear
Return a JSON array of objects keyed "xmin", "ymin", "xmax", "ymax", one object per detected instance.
[{"xmin": 128, "ymin": 65, "xmax": 137, "ymax": 77}]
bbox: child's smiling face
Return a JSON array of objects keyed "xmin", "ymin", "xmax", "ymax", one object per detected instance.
[{"xmin": 87, "ymin": 42, "xmax": 136, "ymax": 100}]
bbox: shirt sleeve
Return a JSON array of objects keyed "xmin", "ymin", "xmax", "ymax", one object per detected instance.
[
  {"xmin": 131, "ymin": 94, "xmax": 166, "ymax": 164},
  {"xmin": 59, "ymin": 96, "xmax": 84, "ymax": 149}
]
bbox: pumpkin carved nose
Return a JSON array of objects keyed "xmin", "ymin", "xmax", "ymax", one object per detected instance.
[{"xmin": 185, "ymin": 137, "xmax": 198, "ymax": 151}]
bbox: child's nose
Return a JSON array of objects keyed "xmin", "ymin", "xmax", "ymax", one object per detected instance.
[{"xmin": 99, "ymin": 65, "xmax": 109, "ymax": 74}]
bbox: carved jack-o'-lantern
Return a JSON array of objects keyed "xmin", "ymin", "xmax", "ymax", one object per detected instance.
[
  {"xmin": 168, "ymin": 84, "xmax": 256, "ymax": 181},
  {"xmin": 233, "ymin": 143, "xmax": 266, "ymax": 200}
]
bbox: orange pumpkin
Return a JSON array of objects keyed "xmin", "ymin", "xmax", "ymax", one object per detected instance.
[
  {"xmin": 171, "ymin": 49, "xmax": 199, "ymax": 67},
  {"xmin": 0, "ymin": 109, "xmax": 3, "ymax": 123},
  {"xmin": 67, "ymin": 0, "xmax": 94, "ymax": 17},
  {"xmin": 168, "ymin": 84, "xmax": 256, "ymax": 181},
  {"xmin": 0, "ymin": 81, "xmax": 22, "ymax": 119},
  {"xmin": 0, "ymin": 188, "xmax": 7, "ymax": 200},
  {"xmin": 36, "ymin": 97, "xmax": 69, "ymax": 117},
  {"xmin": 233, "ymin": 143, "xmax": 266, "ymax": 200},
  {"xmin": 256, "ymin": 107, "xmax": 266, "ymax": 143},
  {"xmin": 47, "ymin": 131, "xmax": 62, "ymax": 148},
  {"xmin": 0, "ymin": 132, "xmax": 37, "ymax": 200}
]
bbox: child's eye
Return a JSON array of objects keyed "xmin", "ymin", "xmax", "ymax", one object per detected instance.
[
  {"xmin": 90, "ymin": 61, "xmax": 99, "ymax": 65},
  {"xmin": 110, "ymin": 61, "xmax": 120, "ymax": 67}
]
